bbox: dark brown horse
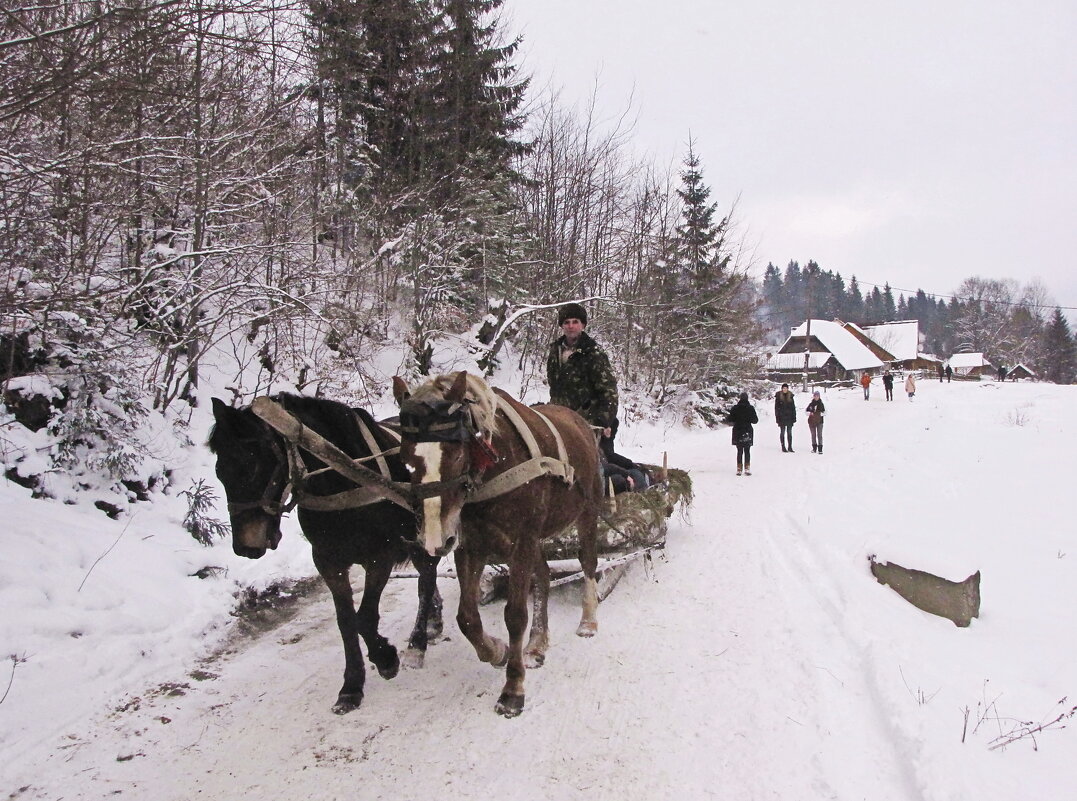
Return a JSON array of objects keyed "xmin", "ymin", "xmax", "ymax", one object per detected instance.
[
  {"xmin": 209, "ymin": 394, "xmax": 442, "ymax": 714},
  {"xmin": 392, "ymin": 371, "xmax": 602, "ymax": 717}
]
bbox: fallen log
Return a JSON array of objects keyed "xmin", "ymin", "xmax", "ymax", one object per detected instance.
[{"xmin": 868, "ymin": 555, "xmax": 981, "ymax": 627}]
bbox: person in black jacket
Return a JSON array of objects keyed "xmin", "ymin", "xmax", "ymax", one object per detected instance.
[
  {"xmin": 882, "ymin": 370, "xmax": 895, "ymax": 401},
  {"xmin": 727, "ymin": 392, "xmax": 759, "ymax": 476},
  {"xmin": 805, "ymin": 390, "xmax": 825, "ymax": 453},
  {"xmin": 774, "ymin": 383, "xmax": 797, "ymax": 452}
]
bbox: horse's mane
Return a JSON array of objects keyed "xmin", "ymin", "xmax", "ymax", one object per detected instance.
[{"xmin": 410, "ymin": 372, "xmax": 499, "ymax": 438}]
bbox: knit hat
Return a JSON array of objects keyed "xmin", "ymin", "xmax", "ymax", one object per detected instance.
[{"xmin": 557, "ymin": 303, "xmax": 588, "ymax": 326}]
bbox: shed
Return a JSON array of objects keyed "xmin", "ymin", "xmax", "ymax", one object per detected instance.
[
  {"xmin": 947, "ymin": 352, "xmax": 995, "ymax": 377},
  {"xmin": 1007, "ymin": 363, "xmax": 1035, "ymax": 381}
]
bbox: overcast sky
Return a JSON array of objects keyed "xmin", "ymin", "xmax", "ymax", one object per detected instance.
[{"xmin": 507, "ymin": 1, "xmax": 1077, "ymax": 314}]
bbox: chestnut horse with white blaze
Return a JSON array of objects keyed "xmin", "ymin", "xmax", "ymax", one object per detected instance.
[{"xmin": 392, "ymin": 371, "xmax": 602, "ymax": 717}]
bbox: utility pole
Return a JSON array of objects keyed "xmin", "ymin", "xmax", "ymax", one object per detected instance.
[{"xmin": 802, "ymin": 263, "xmax": 816, "ymax": 393}]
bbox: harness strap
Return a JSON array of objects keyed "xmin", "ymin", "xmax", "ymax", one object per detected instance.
[
  {"xmin": 293, "ymin": 485, "xmax": 389, "ymax": 512},
  {"xmin": 468, "ymin": 457, "xmax": 570, "ymax": 503},
  {"xmin": 354, "ymin": 413, "xmax": 391, "ymax": 478},
  {"xmin": 466, "ymin": 396, "xmax": 574, "ymax": 503},
  {"xmin": 497, "ymin": 397, "xmax": 574, "ymax": 485}
]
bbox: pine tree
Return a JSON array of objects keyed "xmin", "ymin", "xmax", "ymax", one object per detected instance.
[
  {"xmin": 665, "ymin": 142, "xmax": 753, "ymax": 386},
  {"xmin": 845, "ymin": 276, "xmax": 864, "ymax": 322},
  {"xmin": 1042, "ymin": 308, "xmax": 1076, "ymax": 384},
  {"xmin": 425, "ymin": 0, "xmax": 528, "ymax": 196},
  {"xmin": 882, "ymin": 283, "xmax": 897, "ymax": 321}
]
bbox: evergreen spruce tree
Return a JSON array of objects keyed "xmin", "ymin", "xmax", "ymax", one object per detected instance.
[
  {"xmin": 845, "ymin": 276, "xmax": 864, "ymax": 323},
  {"xmin": 426, "ymin": 0, "xmax": 528, "ymax": 196},
  {"xmin": 666, "ymin": 142, "xmax": 753, "ymax": 386},
  {"xmin": 882, "ymin": 283, "xmax": 897, "ymax": 321},
  {"xmin": 1042, "ymin": 307, "xmax": 1076, "ymax": 384}
]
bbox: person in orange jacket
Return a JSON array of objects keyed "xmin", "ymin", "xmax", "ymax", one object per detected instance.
[{"xmin": 859, "ymin": 371, "xmax": 872, "ymax": 400}]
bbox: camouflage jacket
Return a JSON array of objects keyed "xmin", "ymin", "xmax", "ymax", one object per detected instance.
[{"xmin": 546, "ymin": 331, "xmax": 619, "ymax": 428}]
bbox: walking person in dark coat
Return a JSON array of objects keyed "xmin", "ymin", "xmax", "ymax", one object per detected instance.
[
  {"xmin": 882, "ymin": 370, "xmax": 895, "ymax": 401},
  {"xmin": 727, "ymin": 392, "xmax": 758, "ymax": 476},
  {"xmin": 945, "ymin": 364, "xmax": 953, "ymax": 382},
  {"xmin": 774, "ymin": 383, "xmax": 797, "ymax": 452},
  {"xmin": 806, "ymin": 391, "xmax": 825, "ymax": 453}
]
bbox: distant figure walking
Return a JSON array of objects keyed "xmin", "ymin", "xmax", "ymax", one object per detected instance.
[
  {"xmin": 774, "ymin": 383, "xmax": 797, "ymax": 453},
  {"xmin": 860, "ymin": 372, "xmax": 871, "ymax": 400},
  {"xmin": 945, "ymin": 364, "xmax": 953, "ymax": 383},
  {"xmin": 998, "ymin": 365, "xmax": 1008, "ymax": 382},
  {"xmin": 905, "ymin": 372, "xmax": 917, "ymax": 400},
  {"xmin": 882, "ymin": 370, "xmax": 895, "ymax": 401},
  {"xmin": 727, "ymin": 392, "xmax": 758, "ymax": 476},
  {"xmin": 806, "ymin": 391, "xmax": 825, "ymax": 453},
  {"xmin": 937, "ymin": 364, "xmax": 944, "ymax": 381}
]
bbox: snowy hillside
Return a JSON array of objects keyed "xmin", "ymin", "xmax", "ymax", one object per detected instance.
[{"xmin": 2, "ymin": 377, "xmax": 1075, "ymax": 800}]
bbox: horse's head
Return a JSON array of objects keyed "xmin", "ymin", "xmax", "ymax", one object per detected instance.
[
  {"xmin": 393, "ymin": 372, "xmax": 499, "ymax": 557},
  {"xmin": 208, "ymin": 397, "xmax": 288, "ymax": 559}
]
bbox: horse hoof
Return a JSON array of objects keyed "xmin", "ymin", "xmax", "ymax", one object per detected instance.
[
  {"xmin": 426, "ymin": 621, "xmax": 444, "ymax": 639},
  {"xmin": 401, "ymin": 647, "xmax": 425, "ymax": 670},
  {"xmin": 374, "ymin": 647, "xmax": 400, "ymax": 679},
  {"xmin": 332, "ymin": 693, "xmax": 363, "ymax": 715},
  {"xmin": 524, "ymin": 650, "xmax": 545, "ymax": 669},
  {"xmin": 495, "ymin": 693, "xmax": 524, "ymax": 717},
  {"xmin": 576, "ymin": 620, "xmax": 598, "ymax": 638}
]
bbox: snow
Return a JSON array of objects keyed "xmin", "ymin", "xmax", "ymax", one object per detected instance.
[
  {"xmin": 861, "ymin": 320, "xmax": 921, "ymax": 361},
  {"xmin": 788, "ymin": 319, "xmax": 884, "ymax": 371},
  {"xmin": 2, "ymin": 378, "xmax": 1076, "ymax": 799}
]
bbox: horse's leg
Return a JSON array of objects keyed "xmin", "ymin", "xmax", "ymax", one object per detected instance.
[
  {"xmin": 576, "ymin": 503, "xmax": 600, "ymax": 637},
  {"xmin": 454, "ymin": 548, "xmax": 508, "ymax": 668},
  {"xmin": 403, "ymin": 551, "xmax": 441, "ymax": 669},
  {"xmin": 496, "ymin": 538, "xmax": 536, "ymax": 717},
  {"xmin": 313, "ymin": 554, "xmax": 366, "ymax": 714},
  {"xmin": 354, "ymin": 558, "xmax": 400, "ymax": 680},
  {"xmin": 525, "ymin": 547, "xmax": 550, "ymax": 668}
]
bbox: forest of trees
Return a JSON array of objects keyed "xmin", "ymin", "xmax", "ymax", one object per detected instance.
[
  {"xmin": 761, "ymin": 262, "xmax": 1076, "ymax": 383},
  {"xmin": 1, "ymin": 0, "xmax": 1073, "ymax": 488},
  {"xmin": 1, "ymin": 0, "xmax": 760, "ymax": 426}
]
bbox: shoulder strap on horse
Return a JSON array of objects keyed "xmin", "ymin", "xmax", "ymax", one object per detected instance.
[
  {"xmin": 467, "ymin": 396, "xmax": 575, "ymax": 503},
  {"xmin": 353, "ymin": 412, "xmax": 393, "ymax": 478}
]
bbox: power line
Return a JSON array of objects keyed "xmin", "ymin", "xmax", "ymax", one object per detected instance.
[{"xmin": 840, "ymin": 276, "xmax": 1077, "ymax": 313}]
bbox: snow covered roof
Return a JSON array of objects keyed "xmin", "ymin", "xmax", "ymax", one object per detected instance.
[
  {"xmin": 948, "ymin": 352, "xmax": 992, "ymax": 369},
  {"xmin": 766, "ymin": 352, "xmax": 833, "ymax": 370},
  {"xmin": 786, "ymin": 319, "xmax": 884, "ymax": 371},
  {"xmin": 861, "ymin": 320, "xmax": 920, "ymax": 361}
]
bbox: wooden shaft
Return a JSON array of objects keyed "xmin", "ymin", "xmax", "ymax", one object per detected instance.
[{"xmin": 251, "ymin": 397, "xmax": 413, "ymax": 511}]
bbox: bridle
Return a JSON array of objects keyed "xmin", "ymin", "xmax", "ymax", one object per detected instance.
[
  {"xmin": 224, "ymin": 433, "xmax": 299, "ymax": 518},
  {"xmin": 398, "ymin": 397, "xmax": 500, "ymax": 496}
]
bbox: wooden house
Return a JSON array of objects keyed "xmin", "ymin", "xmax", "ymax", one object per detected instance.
[{"xmin": 766, "ymin": 319, "xmax": 884, "ymax": 381}]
